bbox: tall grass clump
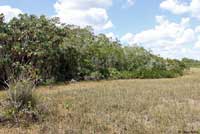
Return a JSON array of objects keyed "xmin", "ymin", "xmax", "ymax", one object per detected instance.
[{"xmin": 1, "ymin": 75, "xmax": 51, "ymax": 125}]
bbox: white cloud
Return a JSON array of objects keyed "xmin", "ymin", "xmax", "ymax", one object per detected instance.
[
  {"xmin": 121, "ymin": 16, "xmax": 200, "ymax": 59},
  {"xmin": 190, "ymin": 0, "xmax": 200, "ymax": 19},
  {"xmin": 122, "ymin": 0, "xmax": 135, "ymax": 8},
  {"xmin": 121, "ymin": 33, "xmax": 135, "ymax": 44},
  {"xmin": 127, "ymin": 0, "xmax": 135, "ymax": 6},
  {"xmin": 54, "ymin": 0, "xmax": 113, "ymax": 31},
  {"xmin": 195, "ymin": 26, "xmax": 200, "ymax": 33},
  {"xmin": 0, "ymin": 5, "xmax": 23, "ymax": 22},
  {"xmin": 160, "ymin": 0, "xmax": 189, "ymax": 14},
  {"xmin": 105, "ymin": 32, "xmax": 117, "ymax": 40},
  {"xmin": 160, "ymin": 0, "xmax": 200, "ymax": 20},
  {"xmin": 195, "ymin": 35, "xmax": 200, "ymax": 48},
  {"xmin": 122, "ymin": 16, "xmax": 193, "ymax": 45}
]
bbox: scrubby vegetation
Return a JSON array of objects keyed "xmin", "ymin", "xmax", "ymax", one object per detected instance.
[
  {"xmin": 182, "ymin": 58, "xmax": 200, "ymax": 68},
  {"xmin": 0, "ymin": 75, "xmax": 53, "ymax": 126},
  {"xmin": 0, "ymin": 14, "xmax": 187, "ymax": 86}
]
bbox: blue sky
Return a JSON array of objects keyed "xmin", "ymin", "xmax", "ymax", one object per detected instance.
[
  {"xmin": 1, "ymin": 0, "xmax": 200, "ymax": 59},
  {"xmin": 0, "ymin": 0, "xmax": 165, "ymax": 34}
]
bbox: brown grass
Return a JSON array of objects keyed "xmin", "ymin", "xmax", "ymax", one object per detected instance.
[{"xmin": 1, "ymin": 68, "xmax": 200, "ymax": 134}]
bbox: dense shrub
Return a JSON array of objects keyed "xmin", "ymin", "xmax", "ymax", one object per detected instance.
[{"xmin": 0, "ymin": 14, "xmax": 187, "ymax": 85}]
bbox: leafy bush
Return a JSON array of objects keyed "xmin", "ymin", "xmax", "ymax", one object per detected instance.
[
  {"xmin": 118, "ymin": 71, "xmax": 137, "ymax": 79},
  {"xmin": 0, "ymin": 13, "xmax": 187, "ymax": 85},
  {"xmin": 107, "ymin": 68, "xmax": 121, "ymax": 80}
]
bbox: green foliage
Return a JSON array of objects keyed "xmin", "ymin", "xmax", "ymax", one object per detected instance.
[
  {"xmin": 0, "ymin": 14, "xmax": 187, "ymax": 85},
  {"xmin": 107, "ymin": 68, "xmax": 121, "ymax": 79},
  {"xmin": 182, "ymin": 58, "xmax": 200, "ymax": 68}
]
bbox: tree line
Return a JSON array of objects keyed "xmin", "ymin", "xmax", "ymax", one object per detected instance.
[
  {"xmin": 182, "ymin": 58, "xmax": 200, "ymax": 68},
  {"xmin": 0, "ymin": 14, "xmax": 187, "ymax": 86}
]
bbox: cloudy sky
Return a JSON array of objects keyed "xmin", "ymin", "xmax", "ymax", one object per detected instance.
[{"xmin": 1, "ymin": 0, "xmax": 200, "ymax": 59}]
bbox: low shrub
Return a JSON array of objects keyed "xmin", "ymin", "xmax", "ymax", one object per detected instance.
[
  {"xmin": 136, "ymin": 69, "xmax": 175, "ymax": 79},
  {"xmin": 84, "ymin": 71, "xmax": 103, "ymax": 81},
  {"xmin": 118, "ymin": 71, "xmax": 136, "ymax": 79},
  {"xmin": 1, "ymin": 76, "xmax": 51, "ymax": 125},
  {"xmin": 107, "ymin": 68, "xmax": 121, "ymax": 80}
]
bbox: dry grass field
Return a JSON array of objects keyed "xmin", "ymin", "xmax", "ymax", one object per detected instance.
[{"xmin": 1, "ymin": 68, "xmax": 200, "ymax": 134}]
